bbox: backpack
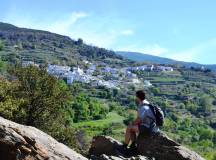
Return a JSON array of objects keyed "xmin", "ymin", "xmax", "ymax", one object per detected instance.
[{"xmin": 145, "ymin": 103, "xmax": 164, "ymax": 127}]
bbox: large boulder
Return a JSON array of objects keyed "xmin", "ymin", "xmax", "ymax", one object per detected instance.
[
  {"xmin": 89, "ymin": 133, "xmax": 205, "ymax": 160},
  {"xmin": 89, "ymin": 136, "xmax": 148, "ymax": 160},
  {"xmin": 0, "ymin": 116, "xmax": 87, "ymax": 160},
  {"xmin": 136, "ymin": 133, "xmax": 205, "ymax": 160}
]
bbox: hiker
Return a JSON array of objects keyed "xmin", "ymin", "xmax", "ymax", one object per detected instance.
[{"xmin": 121, "ymin": 90, "xmax": 162, "ymax": 153}]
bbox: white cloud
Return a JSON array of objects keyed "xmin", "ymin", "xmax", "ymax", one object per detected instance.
[
  {"xmin": 44, "ymin": 15, "xmax": 135, "ymax": 48},
  {"xmin": 120, "ymin": 29, "xmax": 134, "ymax": 36},
  {"xmin": 2, "ymin": 10, "xmax": 136, "ymax": 49},
  {"xmin": 116, "ymin": 39, "xmax": 216, "ymax": 64},
  {"xmin": 166, "ymin": 38, "xmax": 216, "ymax": 62},
  {"xmin": 116, "ymin": 44, "xmax": 168, "ymax": 56},
  {"xmin": 140, "ymin": 44, "xmax": 168, "ymax": 56},
  {"xmin": 45, "ymin": 12, "xmax": 89, "ymax": 35},
  {"xmin": 70, "ymin": 29, "xmax": 120, "ymax": 48}
]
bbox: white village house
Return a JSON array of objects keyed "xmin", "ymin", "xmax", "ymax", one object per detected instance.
[
  {"xmin": 155, "ymin": 66, "xmax": 174, "ymax": 71},
  {"xmin": 22, "ymin": 61, "xmax": 39, "ymax": 68},
  {"xmin": 126, "ymin": 65, "xmax": 154, "ymax": 72},
  {"xmin": 86, "ymin": 64, "xmax": 96, "ymax": 75},
  {"xmin": 144, "ymin": 80, "xmax": 152, "ymax": 87},
  {"xmin": 47, "ymin": 64, "xmax": 71, "ymax": 77}
]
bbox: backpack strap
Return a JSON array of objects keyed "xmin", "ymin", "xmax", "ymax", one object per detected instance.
[
  {"xmin": 143, "ymin": 103, "xmax": 156, "ymax": 119},
  {"xmin": 142, "ymin": 103, "xmax": 156, "ymax": 128}
]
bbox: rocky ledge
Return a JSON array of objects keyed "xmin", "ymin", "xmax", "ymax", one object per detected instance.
[
  {"xmin": 88, "ymin": 134, "xmax": 205, "ymax": 160},
  {"xmin": 0, "ymin": 116, "xmax": 87, "ymax": 160},
  {"xmin": 0, "ymin": 116, "xmax": 205, "ymax": 160}
]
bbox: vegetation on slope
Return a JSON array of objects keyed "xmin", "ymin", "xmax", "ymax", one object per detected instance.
[
  {"xmin": 0, "ymin": 22, "xmax": 133, "ymax": 68},
  {"xmin": 0, "ymin": 23, "xmax": 216, "ymax": 159}
]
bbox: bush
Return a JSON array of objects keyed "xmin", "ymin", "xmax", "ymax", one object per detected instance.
[
  {"xmin": 72, "ymin": 93, "xmax": 108, "ymax": 122},
  {"xmin": 199, "ymin": 95, "xmax": 213, "ymax": 112},
  {"xmin": 179, "ymin": 103, "xmax": 185, "ymax": 109},
  {"xmin": 7, "ymin": 66, "xmax": 73, "ymax": 128},
  {"xmin": 48, "ymin": 125, "xmax": 89, "ymax": 155},
  {"xmin": 0, "ymin": 58, "xmax": 6, "ymax": 73},
  {"xmin": 123, "ymin": 111, "xmax": 136, "ymax": 126},
  {"xmin": 0, "ymin": 66, "xmax": 89, "ymax": 155},
  {"xmin": 0, "ymin": 41, "xmax": 3, "ymax": 51}
]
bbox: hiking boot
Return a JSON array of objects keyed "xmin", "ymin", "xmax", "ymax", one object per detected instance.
[
  {"xmin": 115, "ymin": 143, "xmax": 128, "ymax": 155},
  {"xmin": 128, "ymin": 142, "xmax": 138, "ymax": 156}
]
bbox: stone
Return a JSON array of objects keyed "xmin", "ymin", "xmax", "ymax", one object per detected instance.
[
  {"xmin": 136, "ymin": 133, "xmax": 205, "ymax": 160},
  {"xmin": 89, "ymin": 133, "xmax": 205, "ymax": 160},
  {"xmin": 0, "ymin": 116, "xmax": 87, "ymax": 160}
]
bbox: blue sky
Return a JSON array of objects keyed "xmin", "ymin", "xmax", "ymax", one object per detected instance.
[{"xmin": 0, "ymin": 0, "xmax": 216, "ymax": 64}]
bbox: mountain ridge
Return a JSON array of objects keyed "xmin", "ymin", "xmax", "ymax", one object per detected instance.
[
  {"xmin": 116, "ymin": 51, "xmax": 216, "ymax": 71},
  {"xmin": 0, "ymin": 22, "xmax": 130, "ymax": 68},
  {"xmin": 1, "ymin": 21, "xmax": 215, "ymax": 72}
]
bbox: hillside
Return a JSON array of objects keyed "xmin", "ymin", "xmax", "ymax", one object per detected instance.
[
  {"xmin": 0, "ymin": 22, "xmax": 216, "ymax": 160},
  {"xmin": 116, "ymin": 51, "xmax": 216, "ymax": 72},
  {"xmin": 1, "ymin": 21, "xmax": 215, "ymax": 71},
  {"xmin": 0, "ymin": 22, "xmax": 133, "ymax": 67}
]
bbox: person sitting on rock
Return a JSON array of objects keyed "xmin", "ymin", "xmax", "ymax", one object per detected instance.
[{"xmin": 120, "ymin": 90, "xmax": 160, "ymax": 154}]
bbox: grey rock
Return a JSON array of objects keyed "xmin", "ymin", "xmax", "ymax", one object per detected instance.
[
  {"xmin": 89, "ymin": 133, "xmax": 205, "ymax": 160},
  {"xmin": 0, "ymin": 116, "xmax": 87, "ymax": 160},
  {"xmin": 136, "ymin": 133, "xmax": 205, "ymax": 160},
  {"xmin": 89, "ymin": 136, "xmax": 148, "ymax": 160}
]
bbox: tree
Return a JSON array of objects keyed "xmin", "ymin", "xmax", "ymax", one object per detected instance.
[
  {"xmin": 1, "ymin": 66, "xmax": 89, "ymax": 154},
  {"xmin": 1, "ymin": 53, "xmax": 20, "ymax": 64},
  {"xmin": 0, "ymin": 41, "xmax": 3, "ymax": 51},
  {"xmin": 0, "ymin": 79, "xmax": 25, "ymax": 121},
  {"xmin": 0, "ymin": 58, "xmax": 6, "ymax": 72},
  {"xmin": 199, "ymin": 95, "xmax": 213, "ymax": 112},
  {"xmin": 212, "ymin": 152, "xmax": 216, "ymax": 160},
  {"xmin": 71, "ymin": 93, "xmax": 108, "ymax": 122},
  {"xmin": 185, "ymin": 101, "xmax": 197, "ymax": 114},
  {"xmin": 72, "ymin": 101, "xmax": 90, "ymax": 122},
  {"xmin": 162, "ymin": 118, "xmax": 177, "ymax": 132},
  {"xmin": 9, "ymin": 66, "xmax": 73, "ymax": 128},
  {"xmin": 178, "ymin": 103, "xmax": 185, "ymax": 109},
  {"xmin": 76, "ymin": 38, "xmax": 83, "ymax": 45},
  {"xmin": 112, "ymin": 88, "xmax": 119, "ymax": 97},
  {"xmin": 123, "ymin": 111, "xmax": 136, "ymax": 126},
  {"xmin": 213, "ymin": 131, "xmax": 216, "ymax": 144},
  {"xmin": 109, "ymin": 102, "xmax": 118, "ymax": 112},
  {"xmin": 198, "ymin": 127, "xmax": 214, "ymax": 141},
  {"xmin": 151, "ymin": 87, "xmax": 160, "ymax": 95}
]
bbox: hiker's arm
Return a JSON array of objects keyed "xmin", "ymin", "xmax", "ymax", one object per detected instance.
[
  {"xmin": 132, "ymin": 111, "xmax": 141, "ymax": 125},
  {"xmin": 133, "ymin": 117, "xmax": 141, "ymax": 125},
  {"xmin": 132, "ymin": 108, "xmax": 147, "ymax": 125}
]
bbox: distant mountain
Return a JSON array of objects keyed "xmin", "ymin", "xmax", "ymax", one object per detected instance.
[
  {"xmin": 1, "ymin": 22, "xmax": 215, "ymax": 71},
  {"xmin": 116, "ymin": 51, "xmax": 216, "ymax": 72},
  {"xmin": 0, "ymin": 22, "xmax": 132, "ymax": 67}
]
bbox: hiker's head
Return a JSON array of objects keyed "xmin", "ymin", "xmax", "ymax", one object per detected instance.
[{"xmin": 135, "ymin": 90, "xmax": 145, "ymax": 106}]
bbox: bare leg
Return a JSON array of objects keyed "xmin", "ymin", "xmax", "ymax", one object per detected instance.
[
  {"xmin": 130, "ymin": 131, "xmax": 136, "ymax": 144},
  {"xmin": 125, "ymin": 126, "xmax": 131, "ymax": 145},
  {"xmin": 125, "ymin": 125, "xmax": 139, "ymax": 145}
]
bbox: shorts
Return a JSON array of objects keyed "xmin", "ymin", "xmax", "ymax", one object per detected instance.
[{"xmin": 138, "ymin": 124, "xmax": 151, "ymax": 136}]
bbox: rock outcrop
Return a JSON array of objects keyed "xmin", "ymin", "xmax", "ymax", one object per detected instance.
[
  {"xmin": 0, "ymin": 116, "xmax": 87, "ymax": 160},
  {"xmin": 89, "ymin": 133, "xmax": 205, "ymax": 160},
  {"xmin": 0, "ymin": 116, "xmax": 206, "ymax": 160},
  {"xmin": 89, "ymin": 136, "xmax": 148, "ymax": 160},
  {"xmin": 136, "ymin": 133, "xmax": 205, "ymax": 160}
]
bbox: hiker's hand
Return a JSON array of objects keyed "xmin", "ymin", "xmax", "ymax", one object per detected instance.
[{"xmin": 133, "ymin": 118, "xmax": 141, "ymax": 125}]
